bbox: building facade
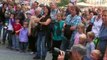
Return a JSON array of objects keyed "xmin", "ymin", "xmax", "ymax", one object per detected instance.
[{"xmin": 86, "ymin": 0, "xmax": 107, "ymax": 5}]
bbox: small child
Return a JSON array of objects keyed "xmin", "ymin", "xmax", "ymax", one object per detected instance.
[
  {"xmin": 74, "ymin": 23, "xmax": 85, "ymax": 45},
  {"xmin": 12, "ymin": 18, "xmax": 22, "ymax": 50},
  {"xmin": 79, "ymin": 34, "xmax": 87, "ymax": 46},
  {"xmin": 86, "ymin": 31, "xmax": 95, "ymax": 58},
  {"xmin": 90, "ymin": 50, "xmax": 101, "ymax": 60},
  {"xmin": 19, "ymin": 21, "xmax": 28, "ymax": 52}
]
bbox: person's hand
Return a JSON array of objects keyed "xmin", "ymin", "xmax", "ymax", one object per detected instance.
[
  {"xmin": 35, "ymin": 19, "xmax": 40, "ymax": 23},
  {"xmin": 41, "ymin": 15, "xmax": 45, "ymax": 18},
  {"xmin": 70, "ymin": 26, "xmax": 76, "ymax": 30},
  {"xmin": 15, "ymin": 31, "xmax": 19, "ymax": 33},
  {"xmin": 28, "ymin": 32, "xmax": 31, "ymax": 36},
  {"xmin": 57, "ymin": 51, "xmax": 65, "ymax": 60}
]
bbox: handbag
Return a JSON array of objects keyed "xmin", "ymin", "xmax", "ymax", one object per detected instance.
[{"xmin": 64, "ymin": 25, "xmax": 73, "ymax": 40}]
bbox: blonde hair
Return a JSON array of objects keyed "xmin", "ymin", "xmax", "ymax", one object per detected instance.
[
  {"xmin": 92, "ymin": 50, "xmax": 102, "ymax": 58},
  {"xmin": 79, "ymin": 34, "xmax": 87, "ymax": 41},
  {"xmin": 87, "ymin": 31, "xmax": 95, "ymax": 40},
  {"xmin": 30, "ymin": 16, "xmax": 39, "ymax": 26},
  {"xmin": 28, "ymin": 16, "xmax": 39, "ymax": 35},
  {"xmin": 77, "ymin": 23, "xmax": 86, "ymax": 33}
]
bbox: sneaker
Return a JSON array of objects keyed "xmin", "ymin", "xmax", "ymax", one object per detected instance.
[{"xmin": 30, "ymin": 52, "xmax": 35, "ymax": 54}]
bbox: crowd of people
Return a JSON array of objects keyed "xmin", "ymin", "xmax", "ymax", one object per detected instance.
[{"xmin": 0, "ymin": 0, "xmax": 107, "ymax": 60}]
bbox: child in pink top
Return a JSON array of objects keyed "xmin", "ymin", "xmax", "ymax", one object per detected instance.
[{"xmin": 74, "ymin": 23, "xmax": 85, "ymax": 45}]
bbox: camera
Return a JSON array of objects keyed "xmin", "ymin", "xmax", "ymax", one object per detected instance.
[{"xmin": 54, "ymin": 48, "xmax": 71, "ymax": 60}]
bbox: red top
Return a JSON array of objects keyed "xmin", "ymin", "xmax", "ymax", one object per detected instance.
[{"xmin": 13, "ymin": 23, "xmax": 22, "ymax": 35}]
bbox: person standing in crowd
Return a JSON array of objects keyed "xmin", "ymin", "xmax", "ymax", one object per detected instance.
[
  {"xmin": 85, "ymin": 11, "xmax": 96, "ymax": 33},
  {"xmin": 25, "ymin": 11, "xmax": 32, "ymax": 23},
  {"xmin": 50, "ymin": 2, "xmax": 60, "ymax": 22},
  {"xmin": 29, "ymin": 1, "xmax": 39, "ymax": 15},
  {"xmin": 15, "ymin": 4, "xmax": 25, "ymax": 25},
  {"xmin": 5, "ymin": 3, "xmax": 15, "ymax": 24},
  {"xmin": 98, "ymin": 10, "xmax": 107, "ymax": 60},
  {"xmin": 86, "ymin": 32, "xmax": 95, "ymax": 59},
  {"xmin": 91, "ymin": 11, "xmax": 102, "ymax": 37},
  {"xmin": 65, "ymin": 3, "xmax": 73, "ymax": 17},
  {"xmin": 64, "ymin": 5, "xmax": 81, "ymax": 49},
  {"xmin": 0, "ymin": 21, "xmax": 3, "ymax": 44},
  {"xmin": 0, "ymin": 2, "xmax": 7, "ymax": 24},
  {"xmin": 29, "ymin": 4, "xmax": 35, "ymax": 16},
  {"xmin": 74, "ymin": 23, "xmax": 86, "ymax": 45},
  {"xmin": 19, "ymin": 21, "xmax": 28, "ymax": 52},
  {"xmin": 33, "ymin": 5, "xmax": 51, "ymax": 60},
  {"xmin": 52, "ymin": 13, "xmax": 65, "ymax": 60},
  {"xmin": 50, "ymin": 2, "xmax": 60, "ymax": 39},
  {"xmin": 7, "ymin": 12, "xmax": 15, "ymax": 49},
  {"xmin": 12, "ymin": 18, "xmax": 22, "ymax": 50},
  {"xmin": 33, "ymin": 1, "xmax": 39, "ymax": 9},
  {"xmin": 35, "ymin": 7, "xmax": 42, "ymax": 18},
  {"xmin": 28, "ymin": 16, "xmax": 39, "ymax": 54}
]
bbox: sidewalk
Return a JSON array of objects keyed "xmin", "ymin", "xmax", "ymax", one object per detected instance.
[{"xmin": 0, "ymin": 44, "xmax": 52, "ymax": 60}]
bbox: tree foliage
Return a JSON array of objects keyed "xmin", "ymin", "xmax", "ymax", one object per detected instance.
[{"xmin": 57, "ymin": 0, "xmax": 69, "ymax": 7}]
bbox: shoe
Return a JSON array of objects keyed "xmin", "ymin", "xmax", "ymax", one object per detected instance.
[
  {"xmin": 30, "ymin": 52, "xmax": 35, "ymax": 54},
  {"xmin": 33, "ymin": 56, "xmax": 40, "ymax": 59},
  {"xmin": 15, "ymin": 49, "xmax": 20, "ymax": 51},
  {"xmin": 41, "ymin": 56, "xmax": 45, "ymax": 60}
]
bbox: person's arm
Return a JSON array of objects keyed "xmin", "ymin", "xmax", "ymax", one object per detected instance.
[
  {"xmin": 70, "ymin": 16, "xmax": 81, "ymax": 31},
  {"xmin": 15, "ymin": 24, "xmax": 22, "ymax": 33},
  {"xmin": 39, "ymin": 18, "xmax": 51, "ymax": 25},
  {"xmin": 28, "ymin": 20, "xmax": 32, "ymax": 36}
]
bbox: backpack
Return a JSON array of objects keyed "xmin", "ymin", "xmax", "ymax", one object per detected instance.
[{"xmin": 93, "ymin": 37, "xmax": 100, "ymax": 49}]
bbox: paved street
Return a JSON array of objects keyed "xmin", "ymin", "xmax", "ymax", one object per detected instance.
[{"xmin": 0, "ymin": 44, "xmax": 52, "ymax": 60}]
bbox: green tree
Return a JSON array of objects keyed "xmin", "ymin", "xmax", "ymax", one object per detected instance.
[
  {"xmin": 57, "ymin": 0, "xmax": 69, "ymax": 7},
  {"xmin": 79, "ymin": 0, "xmax": 85, "ymax": 2}
]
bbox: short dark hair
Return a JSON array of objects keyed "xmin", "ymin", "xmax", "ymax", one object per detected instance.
[
  {"xmin": 71, "ymin": 6, "xmax": 81, "ymax": 15},
  {"xmin": 102, "ymin": 10, "xmax": 107, "ymax": 13},
  {"xmin": 34, "ymin": 1, "xmax": 39, "ymax": 5}
]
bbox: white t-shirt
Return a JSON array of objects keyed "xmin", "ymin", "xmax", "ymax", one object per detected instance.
[{"xmin": 92, "ymin": 17, "xmax": 102, "ymax": 37}]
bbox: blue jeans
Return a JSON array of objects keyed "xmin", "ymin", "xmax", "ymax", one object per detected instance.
[
  {"xmin": 36, "ymin": 32, "xmax": 47, "ymax": 58},
  {"xmin": 19, "ymin": 42, "xmax": 28, "ymax": 51},
  {"xmin": 7, "ymin": 30, "xmax": 13, "ymax": 48},
  {"xmin": 3, "ymin": 28, "xmax": 7, "ymax": 44},
  {"xmin": 60, "ymin": 39, "xmax": 70, "ymax": 51},
  {"xmin": 12, "ymin": 35, "xmax": 19, "ymax": 49}
]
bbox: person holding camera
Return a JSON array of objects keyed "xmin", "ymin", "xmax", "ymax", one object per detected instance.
[{"xmin": 58, "ymin": 44, "xmax": 90, "ymax": 60}]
